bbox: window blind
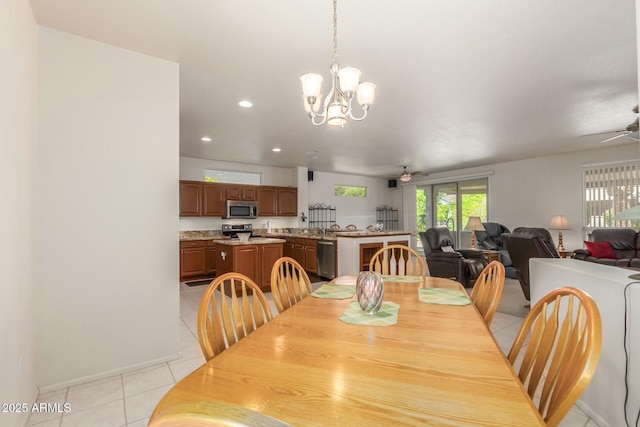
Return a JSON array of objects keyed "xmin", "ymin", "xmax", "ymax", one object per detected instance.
[{"xmin": 582, "ymin": 161, "xmax": 640, "ymax": 227}]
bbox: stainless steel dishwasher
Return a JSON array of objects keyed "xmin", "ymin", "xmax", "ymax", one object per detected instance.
[{"xmin": 317, "ymin": 239, "xmax": 336, "ymax": 279}]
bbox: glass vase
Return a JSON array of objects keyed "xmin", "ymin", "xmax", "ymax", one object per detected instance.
[{"xmin": 356, "ymin": 271, "xmax": 384, "ymax": 314}]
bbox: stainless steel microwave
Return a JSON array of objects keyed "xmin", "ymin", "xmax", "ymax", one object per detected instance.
[{"xmin": 223, "ymin": 200, "xmax": 258, "ymax": 219}]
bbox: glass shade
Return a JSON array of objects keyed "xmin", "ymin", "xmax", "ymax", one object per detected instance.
[
  {"xmin": 357, "ymin": 82, "xmax": 376, "ymax": 106},
  {"xmin": 337, "ymin": 66, "xmax": 361, "ymax": 94},
  {"xmin": 300, "ymin": 73, "xmax": 323, "ymax": 98},
  {"xmin": 549, "ymin": 215, "xmax": 570, "ymax": 230},
  {"xmin": 327, "ymin": 102, "xmax": 347, "ymax": 127}
]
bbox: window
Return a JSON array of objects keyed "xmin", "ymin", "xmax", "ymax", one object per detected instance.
[
  {"xmin": 416, "ymin": 178, "xmax": 488, "ymax": 247},
  {"xmin": 204, "ymin": 169, "xmax": 261, "ymax": 185},
  {"xmin": 582, "ymin": 161, "xmax": 640, "ymax": 228},
  {"xmin": 334, "ymin": 185, "xmax": 367, "ymax": 197}
]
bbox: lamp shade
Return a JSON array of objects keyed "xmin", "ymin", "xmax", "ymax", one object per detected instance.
[
  {"xmin": 549, "ymin": 215, "xmax": 570, "ymax": 230},
  {"xmin": 356, "ymin": 82, "xmax": 376, "ymax": 106},
  {"xmin": 300, "ymin": 73, "xmax": 323, "ymax": 98},
  {"xmin": 612, "ymin": 205, "xmax": 640, "ymax": 220},
  {"xmin": 464, "ymin": 216, "xmax": 485, "ymax": 231},
  {"xmin": 337, "ymin": 66, "xmax": 361, "ymax": 94}
]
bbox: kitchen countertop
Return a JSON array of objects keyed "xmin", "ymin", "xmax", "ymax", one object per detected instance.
[
  {"xmin": 180, "ymin": 229, "xmax": 413, "ymax": 242},
  {"xmin": 332, "ymin": 231, "xmax": 412, "ymax": 238},
  {"xmin": 213, "ymin": 237, "xmax": 286, "ymax": 246}
]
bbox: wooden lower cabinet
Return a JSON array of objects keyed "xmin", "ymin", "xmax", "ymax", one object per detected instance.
[
  {"xmin": 180, "ymin": 240, "xmax": 207, "ymax": 280},
  {"xmin": 283, "ymin": 237, "xmax": 295, "ymax": 258},
  {"xmin": 293, "ymin": 238, "xmax": 317, "ymax": 274},
  {"xmin": 389, "ymin": 240, "xmax": 410, "ymax": 247},
  {"xmin": 359, "ymin": 242, "xmax": 384, "ymax": 272},
  {"xmin": 180, "ymin": 240, "xmax": 217, "ymax": 282},
  {"xmin": 216, "ymin": 243, "xmax": 283, "ymax": 293}
]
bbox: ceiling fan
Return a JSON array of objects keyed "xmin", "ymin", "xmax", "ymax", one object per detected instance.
[
  {"xmin": 596, "ymin": 105, "xmax": 640, "ymax": 144},
  {"xmin": 398, "ymin": 166, "xmax": 426, "ymax": 182}
]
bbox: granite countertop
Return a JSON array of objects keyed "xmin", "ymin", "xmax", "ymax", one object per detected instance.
[
  {"xmin": 333, "ymin": 230, "xmax": 412, "ymax": 238},
  {"xmin": 213, "ymin": 237, "xmax": 286, "ymax": 246}
]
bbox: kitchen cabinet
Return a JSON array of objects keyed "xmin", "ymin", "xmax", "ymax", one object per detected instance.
[
  {"xmin": 180, "ymin": 180, "xmax": 296, "ymax": 217},
  {"xmin": 293, "ymin": 238, "xmax": 317, "ymax": 274},
  {"xmin": 283, "ymin": 237, "xmax": 295, "ymax": 258},
  {"xmin": 180, "ymin": 240, "xmax": 207, "ymax": 280},
  {"xmin": 180, "ymin": 240, "xmax": 218, "ymax": 281},
  {"xmin": 216, "ymin": 242, "xmax": 283, "ymax": 293},
  {"xmin": 359, "ymin": 242, "xmax": 384, "ymax": 272},
  {"xmin": 179, "ymin": 181, "xmax": 203, "ymax": 216},
  {"xmin": 206, "ymin": 241, "xmax": 218, "ymax": 276},
  {"xmin": 257, "ymin": 187, "xmax": 278, "ymax": 216},
  {"xmin": 226, "ymin": 185, "xmax": 257, "ymax": 201},
  {"xmin": 203, "ymin": 183, "xmax": 225, "ymax": 216},
  {"xmin": 277, "ymin": 188, "xmax": 297, "ymax": 216},
  {"xmin": 257, "ymin": 186, "xmax": 298, "ymax": 217}
]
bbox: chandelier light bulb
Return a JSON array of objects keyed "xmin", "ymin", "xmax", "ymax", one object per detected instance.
[{"xmin": 300, "ymin": 0, "xmax": 375, "ymax": 127}]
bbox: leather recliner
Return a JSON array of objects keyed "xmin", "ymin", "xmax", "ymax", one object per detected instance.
[
  {"xmin": 419, "ymin": 227, "xmax": 488, "ymax": 288},
  {"xmin": 502, "ymin": 227, "xmax": 559, "ymax": 301},
  {"xmin": 474, "ymin": 222, "xmax": 517, "ymax": 279}
]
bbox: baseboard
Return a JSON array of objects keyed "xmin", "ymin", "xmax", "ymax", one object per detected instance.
[
  {"xmin": 38, "ymin": 353, "xmax": 181, "ymax": 394},
  {"xmin": 575, "ymin": 398, "xmax": 609, "ymax": 427}
]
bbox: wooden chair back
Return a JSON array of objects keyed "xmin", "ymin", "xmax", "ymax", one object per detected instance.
[
  {"xmin": 270, "ymin": 256, "xmax": 312, "ymax": 313},
  {"xmin": 329, "ymin": 224, "xmax": 341, "ymax": 230},
  {"xmin": 469, "ymin": 260, "xmax": 505, "ymax": 326},
  {"xmin": 197, "ymin": 272, "xmax": 273, "ymax": 361},
  {"xmin": 345, "ymin": 224, "xmax": 358, "ymax": 230},
  {"xmin": 507, "ymin": 287, "xmax": 602, "ymax": 426},
  {"xmin": 369, "ymin": 244, "xmax": 429, "ymax": 277}
]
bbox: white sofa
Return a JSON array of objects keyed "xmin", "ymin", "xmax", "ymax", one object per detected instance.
[{"xmin": 530, "ymin": 258, "xmax": 640, "ymax": 427}]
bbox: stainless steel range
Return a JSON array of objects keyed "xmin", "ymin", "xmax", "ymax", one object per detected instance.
[{"xmin": 221, "ymin": 223, "xmax": 253, "ymax": 239}]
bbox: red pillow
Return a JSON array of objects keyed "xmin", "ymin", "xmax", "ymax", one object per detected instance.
[{"xmin": 584, "ymin": 241, "xmax": 616, "ymax": 259}]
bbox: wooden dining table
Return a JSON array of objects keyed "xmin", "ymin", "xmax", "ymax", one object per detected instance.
[{"xmin": 150, "ymin": 276, "xmax": 544, "ymax": 426}]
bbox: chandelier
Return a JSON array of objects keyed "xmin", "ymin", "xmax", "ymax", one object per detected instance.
[{"xmin": 300, "ymin": 0, "xmax": 376, "ymax": 127}]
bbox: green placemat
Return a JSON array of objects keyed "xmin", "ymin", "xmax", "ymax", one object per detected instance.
[
  {"xmin": 418, "ymin": 288, "xmax": 471, "ymax": 305},
  {"xmin": 339, "ymin": 301, "xmax": 399, "ymax": 326},
  {"xmin": 381, "ymin": 274, "xmax": 424, "ymax": 283},
  {"xmin": 311, "ymin": 284, "xmax": 356, "ymax": 299}
]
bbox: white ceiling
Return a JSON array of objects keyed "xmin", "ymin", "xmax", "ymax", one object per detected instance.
[{"xmin": 30, "ymin": 0, "xmax": 639, "ymax": 179}]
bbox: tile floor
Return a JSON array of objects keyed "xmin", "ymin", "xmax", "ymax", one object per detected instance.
[{"xmin": 27, "ymin": 279, "xmax": 600, "ymax": 427}]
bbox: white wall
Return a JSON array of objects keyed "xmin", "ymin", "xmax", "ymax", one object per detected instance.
[
  {"xmin": 36, "ymin": 28, "xmax": 180, "ymax": 390},
  {"xmin": 404, "ymin": 143, "xmax": 639, "ymax": 251},
  {"xmin": 0, "ymin": 1, "xmax": 38, "ymax": 425},
  {"xmin": 307, "ymin": 171, "xmax": 396, "ymax": 229}
]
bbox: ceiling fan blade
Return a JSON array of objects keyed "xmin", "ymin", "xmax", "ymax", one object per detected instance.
[{"xmin": 600, "ymin": 133, "xmax": 629, "ymax": 144}]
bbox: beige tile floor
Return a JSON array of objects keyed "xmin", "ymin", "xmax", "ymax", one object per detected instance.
[{"xmin": 27, "ymin": 279, "xmax": 600, "ymax": 426}]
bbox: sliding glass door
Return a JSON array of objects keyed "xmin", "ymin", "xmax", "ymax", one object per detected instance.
[{"xmin": 417, "ymin": 178, "xmax": 488, "ymax": 249}]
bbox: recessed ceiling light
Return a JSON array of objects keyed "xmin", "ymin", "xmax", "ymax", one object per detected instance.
[
  {"xmin": 201, "ymin": 137, "xmax": 212, "ymax": 142},
  {"xmin": 238, "ymin": 100, "xmax": 253, "ymax": 108},
  {"xmin": 272, "ymin": 147, "xmax": 282, "ymax": 152}
]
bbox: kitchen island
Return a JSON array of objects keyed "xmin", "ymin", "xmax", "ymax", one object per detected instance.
[
  {"xmin": 214, "ymin": 238, "xmax": 285, "ymax": 294},
  {"xmin": 335, "ymin": 231, "xmax": 413, "ymax": 276}
]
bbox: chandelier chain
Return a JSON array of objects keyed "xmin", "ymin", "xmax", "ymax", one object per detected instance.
[{"xmin": 332, "ymin": 0, "xmax": 338, "ymax": 62}]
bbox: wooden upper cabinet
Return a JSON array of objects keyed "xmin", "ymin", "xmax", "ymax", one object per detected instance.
[
  {"xmin": 179, "ymin": 181, "xmax": 203, "ymax": 216},
  {"xmin": 278, "ymin": 188, "xmax": 297, "ymax": 216},
  {"xmin": 180, "ymin": 180, "xmax": 295, "ymax": 217},
  {"xmin": 226, "ymin": 185, "xmax": 257, "ymax": 201},
  {"xmin": 203, "ymin": 183, "xmax": 225, "ymax": 216},
  {"xmin": 257, "ymin": 186, "xmax": 278, "ymax": 216}
]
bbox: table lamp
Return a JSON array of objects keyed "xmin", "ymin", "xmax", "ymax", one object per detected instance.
[
  {"xmin": 464, "ymin": 216, "xmax": 485, "ymax": 249},
  {"xmin": 549, "ymin": 215, "xmax": 570, "ymax": 251}
]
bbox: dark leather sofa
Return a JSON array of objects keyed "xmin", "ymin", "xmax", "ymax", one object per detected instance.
[
  {"xmin": 573, "ymin": 228, "xmax": 640, "ymax": 268},
  {"xmin": 502, "ymin": 227, "xmax": 559, "ymax": 301},
  {"xmin": 474, "ymin": 222, "xmax": 517, "ymax": 279},
  {"xmin": 419, "ymin": 227, "xmax": 488, "ymax": 288}
]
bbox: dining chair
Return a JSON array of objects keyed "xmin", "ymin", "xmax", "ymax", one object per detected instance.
[
  {"xmin": 507, "ymin": 287, "xmax": 602, "ymax": 427},
  {"xmin": 345, "ymin": 224, "xmax": 358, "ymax": 230},
  {"xmin": 149, "ymin": 401, "xmax": 291, "ymax": 427},
  {"xmin": 270, "ymin": 256, "xmax": 312, "ymax": 313},
  {"xmin": 330, "ymin": 224, "xmax": 341, "ymax": 230},
  {"xmin": 469, "ymin": 260, "xmax": 505, "ymax": 326},
  {"xmin": 369, "ymin": 244, "xmax": 430, "ymax": 277},
  {"xmin": 197, "ymin": 272, "xmax": 273, "ymax": 361}
]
